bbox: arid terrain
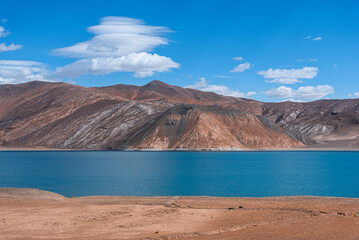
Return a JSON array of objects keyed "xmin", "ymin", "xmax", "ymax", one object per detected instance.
[
  {"xmin": 0, "ymin": 80, "xmax": 358, "ymax": 150},
  {"xmin": 0, "ymin": 188, "xmax": 358, "ymax": 239}
]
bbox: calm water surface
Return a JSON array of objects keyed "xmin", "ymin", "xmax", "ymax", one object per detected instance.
[{"xmin": 0, "ymin": 151, "xmax": 358, "ymax": 197}]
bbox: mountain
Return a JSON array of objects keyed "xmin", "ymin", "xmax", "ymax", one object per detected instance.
[{"xmin": 0, "ymin": 80, "xmax": 358, "ymax": 150}]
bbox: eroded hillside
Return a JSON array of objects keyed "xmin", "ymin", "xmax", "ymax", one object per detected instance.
[{"xmin": 0, "ymin": 80, "xmax": 358, "ymax": 150}]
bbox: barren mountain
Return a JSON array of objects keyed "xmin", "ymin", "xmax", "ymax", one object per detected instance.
[{"xmin": 0, "ymin": 80, "xmax": 358, "ymax": 150}]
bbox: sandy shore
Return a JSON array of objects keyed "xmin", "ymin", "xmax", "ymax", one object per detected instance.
[{"xmin": 0, "ymin": 188, "xmax": 359, "ymax": 239}]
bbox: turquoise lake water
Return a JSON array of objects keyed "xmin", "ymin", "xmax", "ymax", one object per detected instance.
[{"xmin": 0, "ymin": 151, "xmax": 358, "ymax": 198}]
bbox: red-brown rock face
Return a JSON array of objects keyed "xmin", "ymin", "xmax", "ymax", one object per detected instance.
[{"xmin": 0, "ymin": 80, "xmax": 358, "ymax": 150}]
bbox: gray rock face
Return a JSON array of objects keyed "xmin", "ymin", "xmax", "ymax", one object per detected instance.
[{"xmin": 262, "ymin": 100, "xmax": 359, "ymax": 138}]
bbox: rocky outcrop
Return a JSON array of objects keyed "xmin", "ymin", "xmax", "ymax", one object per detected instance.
[
  {"xmin": 0, "ymin": 80, "xmax": 358, "ymax": 150},
  {"xmin": 262, "ymin": 100, "xmax": 359, "ymax": 137}
]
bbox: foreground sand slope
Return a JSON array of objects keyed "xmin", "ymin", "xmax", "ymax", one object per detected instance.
[{"xmin": 0, "ymin": 188, "xmax": 359, "ymax": 240}]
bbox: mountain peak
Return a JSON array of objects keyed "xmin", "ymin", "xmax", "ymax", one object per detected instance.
[{"xmin": 144, "ymin": 80, "xmax": 171, "ymax": 87}]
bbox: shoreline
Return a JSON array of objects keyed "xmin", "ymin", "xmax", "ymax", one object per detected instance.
[
  {"xmin": 1, "ymin": 187, "xmax": 359, "ymax": 200},
  {"xmin": 1, "ymin": 146, "xmax": 359, "ymax": 152},
  {"xmin": 1, "ymin": 188, "xmax": 359, "ymax": 239}
]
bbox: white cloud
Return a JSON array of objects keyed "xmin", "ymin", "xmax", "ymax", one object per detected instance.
[
  {"xmin": 231, "ymin": 62, "xmax": 251, "ymax": 73},
  {"xmin": 0, "ymin": 23, "xmax": 22, "ymax": 52},
  {"xmin": 55, "ymin": 52, "xmax": 180, "ymax": 78},
  {"xmin": 233, "ymin": 56, "xmax": 243, "ymax": 61},
  {"xmin": 304, "ymin": 36, "xmax": 322, "ymax": 41},
  {"xmin": 298, "ymin": 58, "xmax": 318, "ymax": 62},
  {"xmin": 266, "ymin": 78, "xmax": 303, "ymax": 84},
  {"xmin": 0, "ymin": 60, "xmax": 41, "ymax": 66},
  {"xmin": 258, "ymin": 66, "xmax": 318, "ymax": 84},
  {"xmin": 264, "ymin": 86, "xmax": 293, "ymax": 98},
  {"xmin": 0, "ymin": 60, "xmax": 50, "ymax": 84},
  {"xmin": 281, "ymin": 98, "xmax": 304, "ymax": 102},
  {"xmin": 52, "ymin": 16, "xmax": 171, "ymax": 58},
  {"xmin": 0, "ymin": 26, "xmax": 9, "ymax": 38},
  {"xmin": 348, "ymin": 92, "xmax": 359, "ymax": 98},
  {"xmin": 0, "ymin": 43, "xmax": 23, "ymax": 52},
  {"xmin": 53, "ymin": 16, "xmax": 179, "ymax": 79},
  {"xmin": 264, "ymin": 85, "xmax": 334, "ymax": 100},
  {"xmin": 214, "ymin": 75, "xmax": 237, "ymax": 79},
  {"xmin": 185, "ymin": 77, "xmax": 256, "ymax": 98}
]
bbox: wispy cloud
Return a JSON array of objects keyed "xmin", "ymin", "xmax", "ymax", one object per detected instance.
[
  {"xmin": 214, "ymin": 75, "xmax": 238, "ymax": 79},
  {"xmin": 232, "ymin": 56, "xmax": 243, "ymax": 61},
  {"xmin": 296, "ymin": 58, "xmax": 318, "ymax": 62},
  {"xmin": 53, "ymin": 16, "xmax": 179, "ymax": 79},
  {"xmin": 0, "ymin": 60, "xmax": 41, "ymax": 66},
  {"xmin": 185, "ymin": 77, "xmax": 256, "ymax": 98},
  {"xmin": 264, "ymin": 85, "xmax": 334, "ymax": 100},
  {"xmin": 0, "ymin": 43, "xmax": 22, "ymax": 52},
  {"xmin": 304, "ymin": 36, "xmax": 323, "ymax": 41},
  {"xmin": 258, "ymin": 66, "xmax": 318, "ymax": 84},
  {"xmin": 281, "ymin": 98, "xmax": 304, "ymax": 102},
  {"xmin": 0, "ymin": 60, "xmax": 51, "ymax": 84},
  {"xmin": 0, "ymin": 23, "xmax": 23, "ymax": 52},
  {"xmin": 348, "ymin": 92, "xmax": 359, "ymax": 98},
  {"xmin": 231, "ymin": 62, "xmax": 251, "ymax": 73},
  {"xmin": 0, "ymin": 26, "xmax": 9, "ymax": 38}
]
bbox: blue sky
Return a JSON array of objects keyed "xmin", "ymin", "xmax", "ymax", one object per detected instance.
[{"xmin": 0, "ymin": 0, "xmax": 358, "ymax": 102}]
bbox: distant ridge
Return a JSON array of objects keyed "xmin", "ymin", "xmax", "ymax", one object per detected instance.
[{"xmin": 0, "ymin": 80, "xmax": 358, "ymax": 150}]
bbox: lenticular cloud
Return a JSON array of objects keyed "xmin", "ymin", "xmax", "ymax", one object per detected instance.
[
  {"xmin": 52, "ymin": 16, "xmax": 179, "ymax": 78},
  {"xmin": 52, "ymin": 17, "xmax": 171, "ymax": 58},
  {"xmin": 55, "ymin": 52, "xmax": 180, "ymax": 78}
]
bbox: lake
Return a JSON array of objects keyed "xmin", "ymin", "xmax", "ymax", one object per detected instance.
[{"xmin": 0, "ymin": 151, "xmax": 358, "ymax": 198}]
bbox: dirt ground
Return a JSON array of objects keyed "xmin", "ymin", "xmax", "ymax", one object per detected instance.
[{"xmin": 0, "ymin": 188, "xmax": 359, "ymax": 240}]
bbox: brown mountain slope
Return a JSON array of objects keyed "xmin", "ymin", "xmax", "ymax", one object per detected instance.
[
  {"xmin": 0, "ymin": 80, "xmax": 358, "ymax": 150},
  {"xmin": 262, "ymin": 100, "xmax": 359, "ymax": 138},
  {"xmin": 0, "ymin": 81, "xmax": 126, "ymax": 145},
  {"xmin": 3, "ymin": 100, "xmax": 166, "ymax": 149},
  {"xmin": 112, "ymin": 104, "xmax": 304, "ymax": 150},
  {"xmin": 96, "ymin": 80, "xmax": 260, "ymax": 106},
  {"xmin": 96, "ymin": 80, "xmax": 359, "ymax": 142}
]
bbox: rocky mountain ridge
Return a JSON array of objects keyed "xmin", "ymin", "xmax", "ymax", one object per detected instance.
[{"xmin": 0, "ymin": 80, "xmax": 358, "ymax": 150}]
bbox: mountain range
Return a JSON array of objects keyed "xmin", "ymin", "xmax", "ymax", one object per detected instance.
[{"xmin": 0, "ymin": 80, "xmax": 358, "ymax": 150}]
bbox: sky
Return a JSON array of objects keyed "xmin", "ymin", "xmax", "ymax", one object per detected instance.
[{"xmin": 0, "ymin": 0, "xmax": 358, "ymax": 102}]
